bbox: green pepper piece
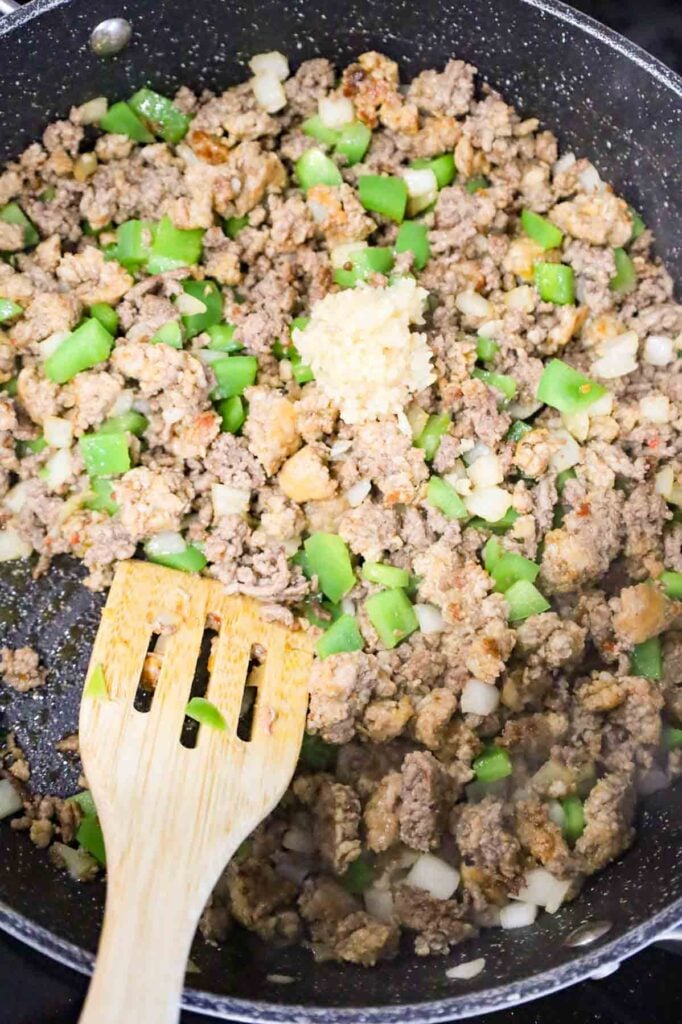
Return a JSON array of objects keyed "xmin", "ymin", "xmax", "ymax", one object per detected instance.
[
  {"xmin": 1, "ymin": 377, "xmax": 18, "ymax": 397},
  {"xmin": 79, "ymin": 431, "xmax": 130, "ymax": 477},
  {"xmin": 129, "ymin": 88, "xmax": 191, "ymax": 144},
  {"xmin": 99, "ymin": 101, "xmax": 155, "ymax": 143},
  {"xmin": 44, "ymin": 318, "xmax": 114, "ymax": 384},
  {"xmin": 469, "ymin": 508, "xmax": 520, "ymax": 534},
  {"xmin": 83, "ymin": 663, "xmax": 108, "ymax": 700},
  {"xmin": 316, "ymin": 613, "xmax": 364, "ymax": 659},
  {"xmin": 426, "ymin": 476, "xmax": 468, "ymax": 520},
  {"xmin": 506, "ymin": 420, "xmax": 532, "ymax": 443},
  {"xmin": 224, "ymin": 215, "xmax": 249, "ymax": 239},
  {"xmin": 536, "ymin": 359, "xmax": 606, "ymax": 414},
  {"xmin": 335, "ymin": 121, "xmax": 372, "ymax": 166},
  {"xmin": 211, "ymin": 355, "xmax": 258, "ymax": 399},
  {"xmin": 68, "ymin": 790, "xmax": 97, "ymax": 817},
  {"xmin": 89, "ymin": 302, "xmax": 119, "ymax": 336},
  {"xmin": 295, "ymin": 148, "xmax": 342, "ymax": 190},
  {"xmin": 20, "ymin": 435, "xmax": 48, "ymax": 456},
  {"xmin": 0, "ymin": 202, "xmax": 39, "ymax": 249},
  {"xmin": 521, "ymin": 209, "xmax": 564, "ymax": 250},
  {"xmin": 99, "ymin": 410, "xmax": 149, "ymax": 437},
  {"xmin": 77, "ymin": 815, "xmax": 106, "ymax": 865},
  {"xmin": 465, "ymin": 176, "xmax": 490, "ymax": 193},
  {"xmin": 629, "ymin": 207, "xmax": 646, "ymax": 241},
  {"xmin": 476, "ymin": 336, "xmax": 499, "ymax": 363},
  {"xmin": 365, "ymin": 588, "xmax": 418, "ymax": 649},
  {"xmin": 555, "ymin": 467, "xmax": 577, "ymax": 495},
  {"xmin": 217, "ymin": 395, "xmax": 246, "ymax": 434},
  {"xmin": 144, "ymin": 541, "xmax": 207, "ymax": 573},
  {"xmin": 185, "ymin": 696, "xmax": 227, "ymax": 731},
  {"xmin": 560, "ymin": 795, "xmax": 585, "ymax": 844},
  {"xmin": 483, "ymin": 536, "xmax": 502, "ymax": 573},
  {"xmin": 361, "ymin": 562, "xmax": 411, "ymax": 589},
  {"xmin": 108, "ymin": 219, "xmax": 153, "ymax": 271},
  {"xmin": 150, "ymin": 320, "xmax": 183, "ymax": 349},
  {"xmin": 472, "ymin": 368, "xmax": 517, "ymax": 401},
  {"xmin": 534, "ymin": 262, "xmax": 575, "ymax": 305},
  {"xmin": 505, "ymin": 579, "xmax": 550, "ymax": 620},
  {"xmin": 410, "ymin": 154, "xmax": 456, "ymax": 189},
  {"xmin": 304, "ymin": 597, "xmax": 342, "ymax": 631},
  {"xmin": 610, "ymin": 247, "xmax": 637, "ymax": 293},
  {"xmin": 304, "ymin": 533, "xmax": 355, "ymax": 603},
  {"xmin": 473, "ymin": 745, "xmax": 512, "ymax": 782},
  {"xmin": 630, "ymin": 637, "xmax": 662, "ymax": 680},
  {"xmin": 291, "ymin": 547, "xmax": 312, "ymax": 579},
  {"xmin": 179, "ymin": 279, "xmax": 223, "ymax": 339},
  {"xmin": 147, "ymin": 216, "xmax": 204, "ymax": 274},
  {"xmin": 332, "ymin": 247, "xmax": 394, "ymax": 288},
  {"xmin": 341, "ymin": 853, "xmax": 375, "ymax": 894},
  {"xmin": 358, "ymin": 174, "xmax": 407, "ymax": 223},
  {"xmin": 301, "ymin": 116, "xmax": 341, "ymax": 147},
  {"xmin": 394, "ymin": 221, "xmax": 430, "ymax": 270},
  {"xmin": 84, "ymin": 478, "xmax": 119, "ymax": 516},
  {"xmin": 207, "ymin": 323, "xmax": 241, "ymax": 352},
  {"xmin": 289, "ymin": 347, "xmax": 314, "ymax": 385},
  {"xmin": 414, "ymin": 412, "xmax": 451, "ymax": 461},
  {"xmin": 0, "ymin": 298, "xmax": 22, "ymax": 323},
  {"xmin": 663, "ymin": 726, "xmax": 682, "ymax": 750},
  {"xmin": 290, "ymin": 316, "xmax": 310, "ymax": 335},
  {"xmin": 491, "ymin": 552, "xmax": 540, "ymax": 593},
  {"xmin": 299, "ymin": 731, "xmax": 337, "ymax": 771},
  {"xmin": 659, "ymin": 570, "xmax": 682, "ymax": 600}
]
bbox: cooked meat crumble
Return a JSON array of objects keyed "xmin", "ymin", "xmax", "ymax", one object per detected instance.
[{"xmin": 1, "ymin": 49, "xmax": 681, "ymax": 967}]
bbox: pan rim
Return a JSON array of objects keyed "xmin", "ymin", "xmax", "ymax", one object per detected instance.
[{"xmin": 0, "ymin": 0, "xmax": 680, "ymax": 1018}]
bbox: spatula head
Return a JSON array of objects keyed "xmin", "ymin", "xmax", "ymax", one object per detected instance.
[{"xmin": 79, "ymin": 560, "xmax": 313, "ymax": 897}]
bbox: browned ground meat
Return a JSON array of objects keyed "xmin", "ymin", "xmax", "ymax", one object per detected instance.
[{"xmin": 1, "ymin": 46, "xmax": 680, "ymax": 970}]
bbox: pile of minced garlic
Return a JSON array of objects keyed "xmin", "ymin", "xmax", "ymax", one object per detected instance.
[{"xmin": 293, "ymin": 278, "xmax": 434, "ymax": 424}]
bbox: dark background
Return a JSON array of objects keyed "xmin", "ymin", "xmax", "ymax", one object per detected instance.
[{"xmin": 1, "ymin": 0, "xmax": 681, "ymax": 1022}]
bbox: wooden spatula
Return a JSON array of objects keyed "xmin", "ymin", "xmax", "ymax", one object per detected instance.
[{"xmin": 77, "ymin": 559, "xmax": 313, "ymax": 1024}]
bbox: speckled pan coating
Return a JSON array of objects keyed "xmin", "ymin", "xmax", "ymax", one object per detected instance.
[{"xmin": 0, "ymin": 1, "xmax": 680, "ymax": 1020}]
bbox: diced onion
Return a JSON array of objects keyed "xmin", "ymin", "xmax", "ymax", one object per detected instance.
[
  {"xmin": 251, "ymin": 74, "xmax": 287, "ymax": 114},
  {"xmin": 345, "ymin": 479, "xmax": 371, "ymax": 507},
  {"xmin": 548, "ymin": 800, "xmax": 565, "ymax": 829},
  {"xmin": 145, "ymin": 531, "xmax": 187, "ymax": 558},
  {"xmin": 513, "ymin": 867, "xmax": 571, "ymax": 914},
  {"xmin": 197, "ymin": 349, "xmax": 229, "ymax": 365},
  {"xmin": 639, "ymin": 395, "xmax": 670, "ymax": 424},
  {"xmin": 588, "ymin": 392, "xmax": 614, "ymax": 417},
  {"xmin": 282, "ymin": 827, "xmax": 315, "ymax": 854},
  {"xmin": 562, "ymin": 410, "xmax": 590, "ymax": 442},
  {"xmin": 464, "ymin": 486, "xmax": 512, "ymax": 522},
  {"xmin": 455, "ymin": 291, "xmax": 493, "ymax": 320},
  {"xmin": 39, "ymin": 331, "xmax": 70, "ymax": 361},
  {"xmin": 591, "ymin": 331, "xmax": 638, "ymax": 380},
  {"xmin": 318, "ymin": 95, "xmax": 354, "ymax": 129},
  {"xmin": 43, "ymin": 415, "xmax": 74, "ymax": 449},
  {"xmin": 402, "ymin": 168, "xmax": 438, "ymax": 216},
  {"xmin": 364, "ymin": 886, "xmax": 395, "ymax": 924},
  {"xmin": 175, "ymin": 292, "xmax": 207, "ymax": 317},
  {"xmin": 655, "ymin": 465, "xmax": 674, "ymax": 499},
  {"xmin": 341, "ymin": 596, "xmax": 356, "ymax": 616},
  {"xmin": 133, "ymin": 397, "xmax": 152, "ymax": 415},
  {"xmin": 330, "ymin": 241, "xmax": 368, "ymax": 268},
  {"xmin": 503, "ymin": 285, "xmax": 535, "ymax": 313},
  {"xmin": 445, "ymin": 957, "xmax": 486, "ymax": 981},
  {"xmin": 211, "ymin": 484, "xmax": 250, "ymax": 518},
  {"xmin": 553, "ymin": 152, "xmax": 576, "ymax": 175},
  {"xmin": 4, "ymin": 481, "xmax": 32, "ymax": 514},
  {"xmin": 248, "ymin": 51, "xmax": 290, "ymax": 81},
  {"xmin": 550, "ymin": 429, "xmax": 581, "ymax": 472},
  {"xmin": 51, "ymin": 842, "xmax": 98, "ymax": 882},
  {"xmin": 414, "ymin": 603, "xmax": 445, "ymax": 635},
  {"xmin": 577, "ymin": 163, "xmax": 603, "ymax": 193},
  {"xmin": 462, "ymin": 442, "xmax": 491, "ymax": 466},
  {"xmin": 467, "ymin": 453, "xmax": 503, "ymax": 489},
  {"xmin": 507, "ymin": 399, "xmax": 542, "ymax": 420},
  {"xmin": 308, "ymin": 199, "xmax": 328, "ymax": 224},
  {"xmin": 0, "ymin": 778, "xmax": 23, "ymax": 819},
  {"xmin": 329, "ymin": 439, "xmax": 353, "ymax": 460},
  {"xmin": 42, "ymin": 448, "xmax": 73, "ymax": 490},
  {"xmin": 405, "ymin": 853, "xmax": 460, "ymax": 901},
  {"xmin": 460, "ymin": 679, "xmax": 500, "ymax": 716},
  {"xmin": 0, "ymin": 528, "xmax": 32, "ymax": 562},
  {"xmin": 644, "ymin": 334, "xmax": 674, "ymax": 366},
  {"xmin": 75, "ymin": 96, "xmax": 108, "ymax": 124},
  {"xmin": 500, "ymin": 902, "xmax": 538, "ymax": 929},
  {"xmin": 110, "ymin": 389, "xmax": 134, "ymax": 416}
]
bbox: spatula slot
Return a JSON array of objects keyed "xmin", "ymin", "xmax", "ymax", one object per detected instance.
[
  {"xmin": 133, "ymin": 631, "xmax": 165, "ymax": 713},
  {"xmin": 180, "ymin": 624, "xmax": 218, "ymax": 749},
  {"xmin": 236, "ymin": 646, "xmax": 266, "ymax": 742}
]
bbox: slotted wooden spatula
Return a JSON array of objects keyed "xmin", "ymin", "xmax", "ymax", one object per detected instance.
[{"xmin": 77, "ymin": 559, "xmax": 313, "ymax": 1024}]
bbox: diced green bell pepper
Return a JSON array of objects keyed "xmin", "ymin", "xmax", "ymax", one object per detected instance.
[
  {"xmin": 335, "ymin": 121, "xmax": 372, "ymax": 165},
  {"xmin": 147, "ymin": 216, "xmax": 204, "ymax": 274},
  {"xmin": 506, "ymin": 420, "xmax": 532, "ymax": 443},
  {"xmin": 207, "ymin": 323, "xmax": 241, "ymax": 352},
  {"xmin": 0, "ymin": 202, "xmax": 39, "ymax": 249},
  {"xmin": 107, "ymin": 219, "xmax": 153, "ymax": 272},
  {"xmin": 99, "ymin": 101, "xmax": 154, "ymax": 142},
  {"xmin": 410, "ymin": 153, "xmax": 456, "ymax": 189},
  {"xmin": 44, "ymin": 318, "xmax": 114, "ymax": 384},
  {"xmin": 469, "ymin": 507, "xmax": 520, "ymax": 534},
  {"xmin": 610, "ymin": 247, "xmax": 636, "ymax": 293},
  {"xmin": 505, "ymin": 579, "xmax": 550, "ymax": 620},
  {"xmin": 77, "ymin": 815, "xmax": 106, "ymax": 865},
  {"xmin": 304, "ymin": 533, "xmax": 355, "ymax": 603},
  {"xmin": 358, "ymin": 174, "xmax": 407, "ymax": 223},
  {"xmin": 224, "ymin": 214, "xmax": 249, "ymax": 239},
  {"xmin": 365, "ymin": 588, "xmax": 418, "ymax": 649},
  {"xmin": 630, "ymin": 637, "xmax": 662, "ymax": 680},
  {"xmin": 341, "ymin": 853, "xmax": 375, "ymax": 894},
  {"xmin": 99, "ymin": 410, "xmax": 148, "ymax": 437},
  {"xmin": 534, "ymin": 262, "xmax": 575, "ymax": 305},
  {"xmin": 84, "ymin": 477, "xmax": 119, "ymax": 515},
  {"xmin": 302, "ymin": 116, "xmax": 341, "ymax": 147},
  {"xmin": 79, "ymin": 431, "xmax": 130, "ymax": 477},
  {"xmin": 483, "ymin": 536, "xmax": 503, "ymax": 573},
  {"xmin": 0, "ymin": 298, "xmax": 22, "ymax": 323},
  {"xmin": 491, "ymin": 552, "xmax": 540, "ymax": 593},
  {"xmin": 476, "ymin": 336, "xmax": 499, "ymax": 362},
  {"xmin": 465, "ymin": 176, "xmax": 490, "ymax": 193},
  {"xmin": 144, "ymin": 540, "xmax": 207, "ymax": 573},
  {"xmin": 89, "ymin": 302, "xmax": 119, "ymax": 336},
  {"xmin": 555, "ymin": 467, "xmax": 577, "ymax": 494},
  {"xmin": 185, "ymin": 696, "xmax": 227, "ymax": 730},
  {"xmin": 536, "ymin": 358, "xmax": 606, "ymax": 414},
  {"xmin": 299, "ymin": 731, "xmax": 337, "ymax": 770},
  {"xmin": 629, "ymin": 207, "xmax": 646, "ymax": 241},
  {"xmin": 472, "ymin": 368, "xmax": 517, "ymax": 401},
  {"xmin": 362, "ymin": 561, "xmax": 411, "ymax": 589},
  {"xmin": 332, "ymin": 247, "xmax": 394, "ymax": 287},
  {"xmin": 296, "ymin": 148, "xmax": 343, "ymax": 190},
  {"xmin": 129, "ymin": 88, "xmax": 191, "ymax": 144},
  {"xmin": 211, "ymin": 355, "xmax": 258, "ymax": 399},
  {"xmin": 217, "ymin": 395, "xmax": 246, "ymax": 434},
  {"xmin": 426, "ymin": 475, "xmax": 468, "ymax": 519},
  {"xmin": 414, "ymin": 412, "xmax": 451, "ymax": 461},
  {"xmin": 663, "ymin": 726, "xmax": 682, "ymax": 750},
  {"xmin": 659, "ymin": 571, "xmax": 682, "ymax": 600},
  {"xmin": 473, "ymin": 745, "xmax": 512, "ymax": 782},
  {"xmin": 150, "ymin": 320, "xmax": 183, "ymax": 348},
  {"xmin": 179, "ymin": 279, "xmax": 223, "ymax": 339},
  {"xmin": 521, "ymin": 209, "xmax": 564, "ymax": 250},
  {"xmin": 316, "ymin": 614, "xmax": 364, "ymax": 659},
  {"xmin": 394, "ymin": 221, "xmax": 430, "ymax": 270},
  {"xmin": 560, "ymin": 795, "xmax": 585, "ymax": 844}
]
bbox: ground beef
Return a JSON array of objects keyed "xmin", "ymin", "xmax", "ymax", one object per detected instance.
[
  {"xmin": 574, "ymin": 774, "xmax": 635, "ymax": 875},
  {"xmin": 398, "ymin": 751, "xmax": 445, "ymax": 852},
  {"xmin": 394, "ymin": 886, "xmax": 476, "ymax": 956},
  {"xmin": 0, "ymin": 647, "xmax": 47, "ymax": 693},
  {"xmin": 307, "ymin": 651, "xmax": 386, "ymax": 744}
]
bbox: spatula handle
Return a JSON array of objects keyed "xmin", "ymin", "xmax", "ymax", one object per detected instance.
[{"xmin": 78, "ymin": 848, "xmax": 201, "ymax": 1024}]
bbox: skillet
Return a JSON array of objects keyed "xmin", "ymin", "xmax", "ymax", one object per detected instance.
[{"xmin": 0, "ymin": 0, "xmax": 681, "ymax": 1019}]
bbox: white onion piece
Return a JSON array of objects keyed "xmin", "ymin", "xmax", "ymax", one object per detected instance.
[
  {"xmin": 462, "ymin": 442, "xmax": 491, "ymax": 466},
  {"xmin": 345, "ymin": 479, "xmax": 371, "ymax": 507},
  {"xmin": 464, "ymin": 486, "xmax": 512, "ymax": 522},
  {"xmin": 503, "ymin": 285, "xmax": 535, "ymax": 313},
  {"xmin": 562, "ymin": 409, "xmax": 590, "ymax": 442},
  {"xmin": 133, "ymin": 397, "xmax": 152, "ymax": 415},
  {"xmin": 0, "ymin": 778, "xmax": 23, "ymax": 820},
  {"xmin": 329, "ymin": 439, "xmax": 353, "ymax": 459},
  {"xmin": 456, "ymin": 291, "xmax": 492, "ymax": 320},
  {"xmin": 145, "ymin": 531, "xmax": 186, "ymax": 558},
  {"xmin": 110, "ymin": 389, "xmax": 134, "ymax": 416},
  {"xmin": 43, "ymin": 415, "xmax": 73, "ymax": 449},
  {"xmin": 4, "ymin": 481, "xmax": 32, "ymax": 514},
  {"xmin": 51, "ymin": 842, "xmax": 98, "ymax": 882},
  {"xmin": 500, "ymin": 902, "xmax": 538, "ymax": 929},
  {"xmin": 197, "ymin": 349, "xmax": 228, "ymax": 365},
  {"xmin": 591, "ymin": 331, "xmax": 638, "ymax": 379},
  {"xmin": 639, "ymin": 395, "xmax": 670, "ymax": 424},
  {"xmin": 402, "ymin": 167, "xmax": 438, "ymax": 216},
  {"xmin": 548, "ymin": 800, "xmax": 566, "ymax": 829},
  {"xmin": 175, "ymin": 292, "xmax": 207, "ymax": 317},
  {"xmin": 577, "ymin": 164, "xmax": 604, "ymax": 193},
  {"xmin": 251, "ymin": 74, "xmax": 287, "ymax": 113},
  {"xmin": 308, "ymin": 199, "xmax": 328, "ymax": 224},
  {"xmin": 655, "ymin": 465, "xmax": 674, "ymax": 499},
  {"xmin": 282, "ymin": 827, "xmax": 315, "ymax": 854},
  {"xmin": 644, "ymin": 334, "xmax": 674, "ymax": 366},
  {"xmin": 249, "ymin": 51, "xmax": 290, "ymax": 81},
  {"xmin": 318, "ymin": 95, "xmax": 354, "ymax": 129},
  {"xmin": 445, "ymin": 957, "xmax": 486, "ymax": 981},
  {"xmin": 211, "ymin": 484, "xmax": 250, "ymax": 518},
  {"xmin": 341, "ymin": 596, "xmax": 356, "ymax": 616},
  {"xmin": 467, "ymin": 453, "xmax": 503, "ymax": 488},
  {"xmin": 39, "ymin": 331, "xmax": 70, "ymax": 361},
  {"xmin": 550, "ymin": 429, "xmax": 581, "ymax": 472},
  {"xmin": 405, "ymin": 853, "xmax": 460, "ymax": 901},
  {"xmin": 0, "ymin": 528, "xmax": 32, "ymax": 561},
  {"xmin": 414, "ymin": 603, "xmax": 445, "ymax": 635},
  {"xmin": 460, "ymin": 679, "xmax": 500, "ymax": 716},
  {"xmin": 364, "ymin": 886, "xmax": 395, "ymax": 924},
  {"xmin": 330, "ymin": 241, "xmax": 368, "ymax": 268},
  {"xmin": 42, "ymin": 449, "xmax": 73, "ymax": 490},
  {"xmin": 588, "ymin": 392, "xmax": 614, "ymax": 417},
  {"xmin": 76, "ymin": 96, "xmax": 108, "ymax": 124},
  {"xmin": 514, "ymin": 867, "xmax": 571, "ymax": 914},
  {"xmin": 553, "ymin": 152, "xmax": 576, "ymax": 175}
]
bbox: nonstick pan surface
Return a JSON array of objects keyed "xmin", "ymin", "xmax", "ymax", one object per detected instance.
[{"xmin": 0, "ymin": 0, "xmax": 681, "ymax": 1020}]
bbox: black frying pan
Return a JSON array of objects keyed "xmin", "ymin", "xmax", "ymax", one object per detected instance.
[{"xmin": 0, "ymin": 0, "xmax": 681, "ymax": 1020}]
